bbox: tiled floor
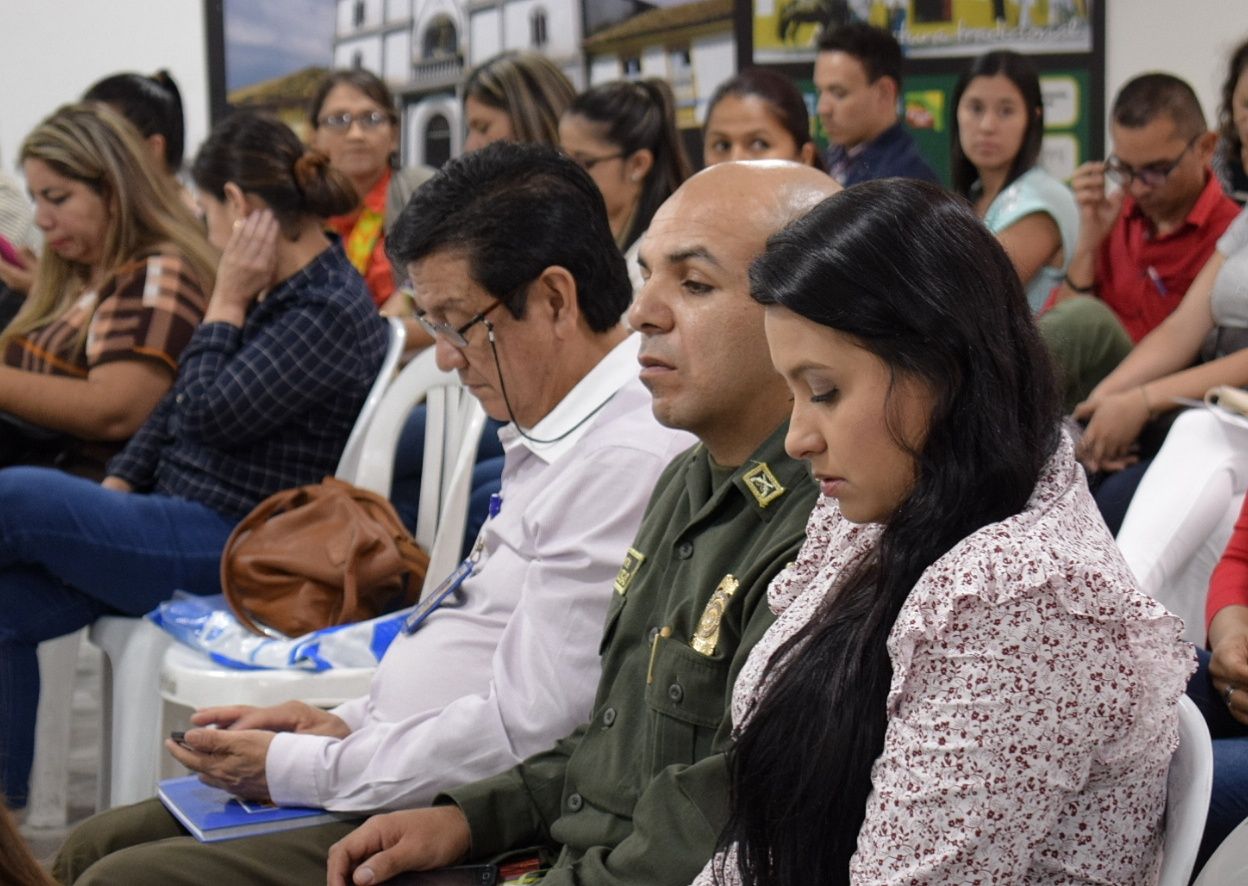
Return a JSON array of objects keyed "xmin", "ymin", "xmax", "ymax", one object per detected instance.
[{"xmin": 19, "ymin": 642, "xmax": 102, "ymax": 865}]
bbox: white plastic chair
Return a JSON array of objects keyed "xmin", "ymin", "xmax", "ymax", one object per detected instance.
[
  {"xmin": 1159, "ymin": 695, "xmax": 1214, "ymax": 886},
  {"xmin": 26, "ymin": 319, "xmax": 409, "ymax": 819},
  {"xmin": 1195, "ymin": 816, "xmax": 1248, "ymax": 885},
  {"xmin": 158, "ymin": 348, "xmax": 486, "ymax": 769}
]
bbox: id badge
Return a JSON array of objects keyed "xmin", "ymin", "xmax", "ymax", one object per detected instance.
[{"xmin": 402, "ymin": 558, "xmax": 474, "ymax": 634}]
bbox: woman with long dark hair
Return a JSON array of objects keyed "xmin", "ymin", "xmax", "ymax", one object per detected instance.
[
  {"xmin": 697, "ymin": 180, "xmax": 1192, "ymax": 884},
  {"xmin": 951, "ymin": 50, "xmax": 1077, "ymax": 312}
]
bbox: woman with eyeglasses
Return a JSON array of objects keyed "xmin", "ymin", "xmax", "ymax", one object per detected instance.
[
  {"xmin": 309, "ymin": 69, "xmax": 435, "ymax": 310},
  {"xmin": 558, "ymin": 79, "xmax": 691, "ymax": 289},
  {"xmin": 951, "ymin": 50, "xmax": 1077, "ymax": 313}
]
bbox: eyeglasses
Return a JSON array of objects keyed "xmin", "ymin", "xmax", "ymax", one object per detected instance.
[
  {"xmin": 318, "ymin": 110, "xmax": 393, "ymax": 131},
  {"xmin": 1105, "ymin": 134, "xmax": 1200, "ymax": 188},
  {"xmin": 415, "ymin": 299, "xmax": 503, "ymax": 348},
  {"xmin": 568, "ymin": 151, "xmax": 624, "ymax": 171}
]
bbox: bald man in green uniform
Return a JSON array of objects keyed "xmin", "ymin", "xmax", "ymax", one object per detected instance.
[{"xmin": 328, "ymin": 161, "xmax": 841, "ymax": 886}]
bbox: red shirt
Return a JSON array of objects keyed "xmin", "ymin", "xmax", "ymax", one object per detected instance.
[
  {"xmin": 327, "ymin": 169, "xmax": 395, "ymax": 308},
  {"xmin": 1096, "ymin": 171, "xmax": 1239, "ymax": 342},
  {"xmin": 1209, "ymin": 494, "xmax": 1248, "ymax": 631}
]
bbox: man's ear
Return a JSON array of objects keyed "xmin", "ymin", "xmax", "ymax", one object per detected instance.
[
  {"xmin": 1196, "ymin": 129, "xmax": 1219, "ymax": 164},
  {"xmin": 875, "ymin": 75, "xmax": 900, "ymax": 109},
  {"xmin": 532, "ymin": 265, "xmax": 581, "ymax": 336}
]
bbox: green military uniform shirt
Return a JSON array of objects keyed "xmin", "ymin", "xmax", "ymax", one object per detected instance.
[{"xmin": 443, "ymin": 421, "xmax": 818, "ymax": 884}]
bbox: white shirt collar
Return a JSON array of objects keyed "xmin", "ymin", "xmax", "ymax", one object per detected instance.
[{"xmin": 498, "ymin": 332, "xmax": 640, "ymax": 465}]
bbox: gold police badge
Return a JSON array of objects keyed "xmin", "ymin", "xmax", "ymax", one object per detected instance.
[{"xmin": 691, "ymin": 574, "xmax": 739, "ymax": 655}]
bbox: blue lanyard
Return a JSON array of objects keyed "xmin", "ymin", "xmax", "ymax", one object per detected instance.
[{"xmin": 402, "ymin": 494, "xmax": 501, "ymax": 635}]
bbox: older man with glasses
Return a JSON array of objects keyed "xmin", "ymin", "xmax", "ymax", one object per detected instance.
[
  {"xmin": 1040, "ymin": 73, "xmax": 1240, "ymax": 412},
  {"xmin": 54, "ymin": 142, "xmax": 695, "ymax": 886}
]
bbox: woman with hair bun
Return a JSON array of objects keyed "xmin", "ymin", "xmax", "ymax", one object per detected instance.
[{"xmin": 0, "ymin": 111, "xmax": 388, "ymax": 810}]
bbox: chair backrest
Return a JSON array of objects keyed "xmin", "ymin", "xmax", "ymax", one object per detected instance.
[
  {"xmin": 346, "ymin": 347, "xmax": 487, "ymax": 579},
  {"xmin": 335, "ymin": 317, "xmax": 407, "ymax": 480},
  {"xmin": 1158, "ymin": 695, "xmax": 1214, "ymax": 886}
]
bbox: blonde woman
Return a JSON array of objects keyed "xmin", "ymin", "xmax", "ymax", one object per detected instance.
[
  {"xmin": 463, "ymin": 51, "xmax": 575, "ymax": 151},
  {"xmin": 0, "ymin": 103, "xmax": 214, "ymax": 477}
]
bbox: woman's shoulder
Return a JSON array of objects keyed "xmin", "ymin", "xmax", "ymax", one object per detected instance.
[
  {"xmin": 893, "ymin": 433, "xmax": 1186, "ymax": 666},
  {"xmin": 100, "ymin": 246, "xmax": 207, "ymax": 300}
]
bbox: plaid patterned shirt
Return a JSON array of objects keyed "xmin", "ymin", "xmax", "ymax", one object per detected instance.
[{"xmin": 108, "ymin": 242, "xmax": 387, "ymax": 521}]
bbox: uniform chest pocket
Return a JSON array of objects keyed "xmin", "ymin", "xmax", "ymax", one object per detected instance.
[{"xmin": 645, "ymin": 636, "xmax": 730, "ymax": 768}]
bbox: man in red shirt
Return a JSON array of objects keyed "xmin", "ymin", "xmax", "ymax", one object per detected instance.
[{"xmin": 1041, "ymin": 73, "xmax": 1240, "ymax": 410}]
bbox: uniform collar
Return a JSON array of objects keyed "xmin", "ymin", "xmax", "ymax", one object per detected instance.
[{"xmin": 685, "ymin": 420, "xmax": 812, "ymax": 524}]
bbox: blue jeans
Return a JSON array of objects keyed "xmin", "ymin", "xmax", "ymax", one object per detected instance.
[
  {"xmin": 1188, "ymin": 648, "xmax": 1248, "ymax": 871},
  {"xmin": 0, "ymin": 467, "xmax": 234, "ymax": 807}
]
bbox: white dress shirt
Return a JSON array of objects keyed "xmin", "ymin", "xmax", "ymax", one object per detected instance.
[{"xmin": 266, "ymin": 333, "xmax": 694, "ymax": 811}]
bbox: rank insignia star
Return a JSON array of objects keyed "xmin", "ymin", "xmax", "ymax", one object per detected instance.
[{"xmin": 742, "ymin": 462, "xmax": 785, "ymax": 508}]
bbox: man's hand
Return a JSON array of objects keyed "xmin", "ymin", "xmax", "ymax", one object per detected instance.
[
  {"xmin": 326, "ymin": 806, "xmax": 472, "ymax": 886},
  {"xmin": 166, "ymin": 727, "xmax": 276, "ymax": 803},
  {"xmin": 1070, "ymin": 161, "xmax": 1124, "ymax": 251},
  {"xmin": 192, "ymin": 700, "xmax": 351, "ymax": 739},
  {"xmin": 1073, "ymin": 388, "xmax": 1151, "ymax": 472}
]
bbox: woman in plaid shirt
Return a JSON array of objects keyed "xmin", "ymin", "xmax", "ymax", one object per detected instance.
[{"xmin": 0, "ymin": 112, "xmax": 388, "ymax": 809}]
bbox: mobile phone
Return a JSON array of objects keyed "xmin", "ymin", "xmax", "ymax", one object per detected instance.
[
  {"xmin": 387, "ymin": 864, "xmax": 499, "ymax": 886},
  {"xmin": 169, "ymin": 730, "xmax": 191, "ymax": 749},
  {"xmin": 0, "ymin": 235, "xmax": 25, "ymax": 269}
]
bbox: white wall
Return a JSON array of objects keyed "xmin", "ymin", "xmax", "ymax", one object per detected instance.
[
  {"xmin": 1105, "ymin": 0, "xmax": 1244, "ymax": 135},
  {"xmin": 0, "ymin": 0, "xmax": 208, "ymax": 174}
]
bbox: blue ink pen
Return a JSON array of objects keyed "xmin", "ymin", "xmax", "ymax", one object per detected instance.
[
  {"xmin": 402, "ymin": 494, "xmax": 503, "ymax": 634},
  {"xmin": 1146, "ymin": 266, "xmax": 1169, "ymax": 296}
]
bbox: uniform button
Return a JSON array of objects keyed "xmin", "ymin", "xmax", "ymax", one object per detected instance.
[
  {"xmin": 676, "ymin": 541, "xmax": 694, "ymax": 559},
  {"xmin": 175, "ymin": 394, "xmax": 185, "ymax": 405},
  {"xmin": 668, "ymin": 683, "xmax": 683, "ymax": 703},
  {"xmin": 602, "ymin": 707, "xmax": 616, "ymax": 727},
  {"xmin": 567, "ymin": 792, "xmax": 583, "ymax": 811}
]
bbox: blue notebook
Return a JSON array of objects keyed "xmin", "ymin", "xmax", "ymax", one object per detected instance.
[{"xmin": 158, "ymin": 775, "xmax": 351, "ymax": 842}]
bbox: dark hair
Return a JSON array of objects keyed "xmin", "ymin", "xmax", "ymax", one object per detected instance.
[
  {"xmin": 704, "ymin": 67, "xmax": 825, "ymax": 171},
  {"xmin": 1112, "ymin": 72, "xmax": 1207, "ymax": 139},
  {"xmin": 464, "ymin": 51, "xmax": 576, "ymax": 147},
  {"xmin": 1219, "ymin": 39, "xmax": 1248, "ymax": 160},
  {"xmin": 718, "ymin": 179, "xmax": 1061, "ymax": 886},
  {"xmin": 566, "ymin": 79, "xmax": 692, "ymax": 248},
  {"xmin": 388, "ymin": 141, "xmax": 629, "ymax": 333},
  {"xmin": 191, "ymin": 112, "xmax": 358, "ymax": 237},
  {"xmin": 309, "ymin": 68, "xmax": 399, "ymax": 130},
  {"xmin": 950, "ymin": 50, "xmax": 1044, "ymax": 196},
  {"xmin": 817, "ymin": 22, "xmax": 903, "ymax": 89},
  {"xmin": 83, "ymin": 69, "xmax": 185, "ymax": 173}
]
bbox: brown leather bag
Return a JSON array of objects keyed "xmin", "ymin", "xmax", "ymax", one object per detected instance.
[{"xmin": 221, "ymin": 476, "xmax": 429, "ymax": 637}]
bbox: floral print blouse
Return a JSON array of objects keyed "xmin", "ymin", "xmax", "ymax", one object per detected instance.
[{"xmin": 694, "ymin": 433, "xmax": 1195, "ymax": 885}]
